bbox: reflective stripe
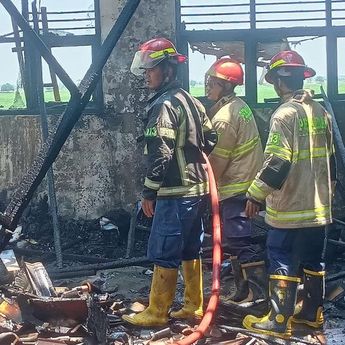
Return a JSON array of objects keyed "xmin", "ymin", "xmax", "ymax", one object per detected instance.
[
  {"xmin": 157, "ymin": 182, "xmax": 209, "ymax": 197},
  {"xmin": 212, "ymin": 136, "xmax": 260, "ymax": 159},
  {"xmin": 212, "ymin": 146, "xmax": 230, "ymax": 159},
  {"xmin": 174, "ymin": 94, "xmax": 191, "ymax": 186},
  {"xmin": 248, "ymin": 182, "xmax": 267, "ymax": 201},
  {"xmin": 144, "ymin": 177, "xmax": 161, "ymax": 191},
  {"xmin": 270, "ymin": 275, "xmax": 301, "ymax": 283},
  {"xmin": 269, "ymin": 59, "xmax": 286, "ymax": 70},
  {"xmin": 176, "ymin": 107, "xmax": 188, "ymax": 185},
  {"xmin": 292, "ymin": 147, "xmax": 329, "ymax": 162},
  {"xmin": 219, "ymin": 180, "xmax": 253, "ymax": 196},
  {"xmin": 149, "ymin": 47, "xmax": 176, "ymax": 59},
  {"xmin": 266, "ymin": 145, "xmax": 330, "ymax": 162},
  {"xmin": 158, "ymin": 127, "xmax": 176, "ymax": 139},
  {"xmin": 303, "ymin": 269, "xmax": 325, "ymax": 277},
  {"xmin": 266, "ymin": 206, "xmax": 330, "ymax": 222},
  {"xmin": 232, "ymin": 136, "xmax": 259, "ymax": 157},
  {"xmin": 265, "ymin": 145, "xmax": 292, "ymax": 162}
]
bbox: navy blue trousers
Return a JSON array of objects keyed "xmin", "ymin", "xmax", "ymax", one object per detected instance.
[
  {"xmin": 147, "ymin": 195, "xmax": 207, "ymax": 268},
  {"xmin": 267, "ymin": 226, "xmax": 326, "ymax": 276},
  {"xmin": 221, "ymin": 195, "xmax": 259, "ymax": 263}
]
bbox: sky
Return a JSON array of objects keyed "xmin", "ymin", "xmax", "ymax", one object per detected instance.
[
  {"xmin": 0, "ymin": 0, "xmax": 93, "ymax": 85},
  {"xmin": 0, "ymin": 0, "xmax": 344, "ymax": 87}
]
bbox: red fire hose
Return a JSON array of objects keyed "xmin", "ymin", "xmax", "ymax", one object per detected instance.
[{"xmin": 173, "ymin": 153, "xmax": 222, "ymax": 345}]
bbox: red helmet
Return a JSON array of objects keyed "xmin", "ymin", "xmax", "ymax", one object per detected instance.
[
  {"xmin": 130, "ymin": 37, "xmax": 187, "ymax": 76},
  {"xmin": 206, "ymin": 57, "xmax": 244, "ymax": 86},
  {"xmin": 265, "ymin": 50, "xmax": 316, "ymax": 84}
]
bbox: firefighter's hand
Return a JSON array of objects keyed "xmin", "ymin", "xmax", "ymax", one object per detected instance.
[
  {"xmin": 141, "ymin": 198, "xmax": 155, "ymax": 218},
  {"xmin": 245, "ymin": 200, "xmax": 260, "ymax": 218}
]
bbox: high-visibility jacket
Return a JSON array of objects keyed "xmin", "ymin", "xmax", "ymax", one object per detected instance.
[
  {"xmin": 208, "ymin": 93, "xmax": 263, "ymax": 201},
  {"xmin": 247, "ymin": 90, "xmax": 336, "ymax": 229},
  {"xmin": 142, "ymin": 81, "xmax": 217, "ymax": 200}
]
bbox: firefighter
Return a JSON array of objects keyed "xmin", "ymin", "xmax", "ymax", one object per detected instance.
[
  {"xmin": 205, "ymin": 57, "xmax": 266, "ymax": 304},
  {"xmin": 243, "ymin": 51, "xmax": 336, "ymax": 338},
  {"xmin": 122, "ymin": 38, "xmax": 217, "ymax": 327}
]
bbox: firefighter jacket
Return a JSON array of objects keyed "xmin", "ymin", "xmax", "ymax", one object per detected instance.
[
  {"xmin": 208, "ymin": 93, "xmax": 263, "ymax": 201},
  {"xmin": 142, "ymin": 81, "xmax": 217, "ymax": 200},
  {"xmin": 247, "ymin": 90, "xmax": 336, "ymax": 229}
]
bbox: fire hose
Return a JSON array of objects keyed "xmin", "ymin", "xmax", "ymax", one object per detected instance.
[{"xmin": 172, "ymin": 153, "xmax": 222, "ymax": 345}]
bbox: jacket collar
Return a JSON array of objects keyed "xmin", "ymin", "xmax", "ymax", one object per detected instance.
[
  {"xmin": 147, "ymin": 80, "xmax": 180, "ymax": 106},
  {"xmin": 208, "ymin": 92, "xmax": 236, "ymax": 119}
]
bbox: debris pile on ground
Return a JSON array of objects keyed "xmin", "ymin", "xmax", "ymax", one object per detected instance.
[
  {"xmin": 1, "ymin": 245, "xmax": 345, "ymax": 345},
  {"xmin": 8, "ymin": 196, "xmax": 150, "ymax": 265}
]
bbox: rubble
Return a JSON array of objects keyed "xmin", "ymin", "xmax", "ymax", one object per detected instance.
[
  {"xmin": 1, "ymin": 199, "xmax": 344, "ymax": 344},
  {"xmin": 1, "ymin": 244, "xmax": 345, "ymax": 345}
]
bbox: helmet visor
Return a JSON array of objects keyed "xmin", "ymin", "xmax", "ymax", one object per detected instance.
[{"xmin": 130, "ymin": 50, "xmax": 165, "ymax": 76}]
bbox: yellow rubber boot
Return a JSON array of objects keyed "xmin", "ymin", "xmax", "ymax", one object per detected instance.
[
  {"xmin": 292, "ymin": 269, "xmax": 325, "ymax": 328},
  {"xmin": 122, "ymin": 265, "xmax": 178, "ymax": 326},
  {"xmin": 170, "ymin": 259, "xmax": 203, "ymax": 319},
  {"xmin": 243, "ymin": 275, "xmax": 300, "ymax": 339}
]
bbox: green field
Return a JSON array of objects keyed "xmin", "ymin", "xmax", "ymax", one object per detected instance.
[
  {"xmin": 190, "ymin": 82, "xmax": 344, "ymax": 102},
  {"xmin": 0, "ymin": 89, "xmax": 71, "ymax": 110},
  {"xmin": 0, "ymin": 82, "xmax": 344, "ymax": 110}
]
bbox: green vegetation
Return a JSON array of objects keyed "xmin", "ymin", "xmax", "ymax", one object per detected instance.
[
  {"xmin": 0, "ymin": 82, "xmax": 344, "ymax": 110},
  {"xmin": 190, "ymin": 82, "xmax": 341, "ymax": 103},
  {"xmin": 0, "ymin": 89, "xmax": 71, "ymax": 110},
  {"xmin": 0, "ymin": 91, "xmax": 20, "ymax": 109}
]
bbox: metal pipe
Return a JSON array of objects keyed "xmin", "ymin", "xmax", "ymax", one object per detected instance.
[
  {"xmin": 181, "ymin": 0, "xmax": 325, "ymax": 7},
  {"xmin": 32, "ymin": 18, "xmax": 96, "ymax": 22},
  {"xmin": 47, "ymin": 256, "xmax": 149, "ymax": 275},
  {"xmin": 14, "ymin": 247, "xmax": 116, "ymax": 263},
  {"xmin": 30, "ymin": 10, "xmax": 94, "ymax": 15}
]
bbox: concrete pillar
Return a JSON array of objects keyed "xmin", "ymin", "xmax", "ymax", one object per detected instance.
[{"xmin": 99, "ymin": 0, "xmax": 176, "ymax": 207}]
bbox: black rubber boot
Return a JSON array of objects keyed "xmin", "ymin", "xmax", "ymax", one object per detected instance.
[
  {"xmin": 243, "ymin": 275, "xmax": 300, "ymax": 338},
  {"xmin": 242, "ymin": 260, "xmax": 268, "ymax": 301},
  {"xmin": 292, "ymin": 269, "xmax": 325, "ymax": 328},
  {"xmin": 223, "ymin": 256, "xmax": 252, "ymax": 303}
]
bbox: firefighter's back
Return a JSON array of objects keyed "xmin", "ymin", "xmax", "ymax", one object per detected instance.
[{"xmin": 266, "ymin": 90, "xmax": 333, "ymax": 228}]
